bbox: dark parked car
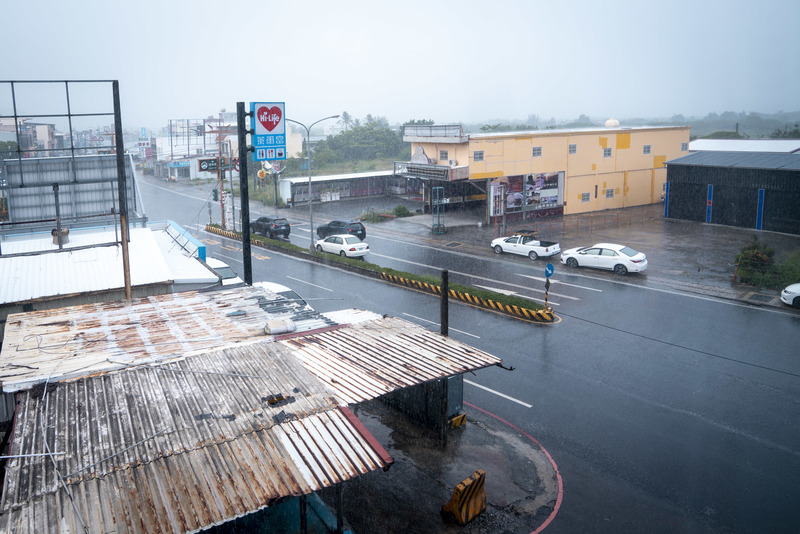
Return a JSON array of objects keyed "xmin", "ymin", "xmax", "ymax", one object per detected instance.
[
  {"xmin": 316, "ymin": 220, "xmax": 366, "ymax": 240},
  {"xmin": 250, "ymin": 216, "xmax": 291, "ymax": 238}
]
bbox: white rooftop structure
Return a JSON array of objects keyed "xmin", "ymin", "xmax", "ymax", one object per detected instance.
[
  {"xmin": 689, "ymin": 139, "xmax": 800, "ymax": 153},
  {"xmin": 0, "ymin": 224, "xmax": 216, "ymax": 307}
]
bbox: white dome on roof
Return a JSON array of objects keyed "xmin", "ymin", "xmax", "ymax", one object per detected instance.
[{"xmin": 605, "ymin": 118, "xmax": 620, "ymax": 128}]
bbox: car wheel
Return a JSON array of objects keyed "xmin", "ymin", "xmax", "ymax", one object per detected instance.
[
  {"xmin": 339, "ymin": 251, "xmax": 346, "ymax": 257},
  {"xmin": 528, "ymin": 251, "xmax": 539, "ymax": 260},
  {"xmin": 316, "ymin": 245, "xmax": 322, "ymax": 252},
  {"xmin": 566, "ymin": 257, "xmax": 578, "ymax": 268},
  {"xmin": 494, "ymin": 245, "xmax": 503, "ymax": 254},
  {"xmin": 793, "ymin": 296, "xmax": 800, "ymax": 309},
  {"xmin": 614, "ymin": 264, "xmax": 628, "ymax": 275}
]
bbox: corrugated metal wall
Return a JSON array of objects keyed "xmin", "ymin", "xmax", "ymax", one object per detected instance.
[{"xmin": 666, "ymin": 165, "xmax": 800, "ymax": 234}]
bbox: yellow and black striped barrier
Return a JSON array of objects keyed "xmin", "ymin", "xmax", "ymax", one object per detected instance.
[
  {"xmin": 380, "ymin": 273, "xmax": 555, "ymax": 323},
  {"xmin": 441, "ymin": 469, "xmax": 486, "ymax": 525}
]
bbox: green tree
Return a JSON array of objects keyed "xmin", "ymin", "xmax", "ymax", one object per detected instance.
[
  {"xmin": 311, "ymin": 123, "xmax": 408, "ymax": 163},
  {"xmin": 770, "ymin": 123, "xmax": 800, "ymax": 139},
  {"xmin": 339, "ymin": 111, "xmax": 352, "ymax": 131}
]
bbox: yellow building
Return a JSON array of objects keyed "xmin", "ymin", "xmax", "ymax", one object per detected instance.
[{"xmin": 399, "ymin": 123, "xmax": 690, "ymax": 222}]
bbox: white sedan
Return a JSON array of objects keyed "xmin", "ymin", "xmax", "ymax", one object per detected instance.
[
  {"xmin": 560, "ymin": 243, "xmax": 647, "ymax": 275},
  {"xmin": 781, "ymin": 283, "xmax": 800, "ymax": 309},
  {"xmin": 315, "ymin": 234, "xmax": 370, "ymax": 259}
]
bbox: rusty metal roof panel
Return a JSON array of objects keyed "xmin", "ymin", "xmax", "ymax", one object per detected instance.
[
  {"xmin": 0, "ymin": 287, "xmax": 337, "ymax": 393},
  {"xmin": 280, "ymin": 316, "xmax": 503, "ymax": 404},
  {"xmin": 0, "ymin": 342, "xmax": 391, "ymax": 533}
]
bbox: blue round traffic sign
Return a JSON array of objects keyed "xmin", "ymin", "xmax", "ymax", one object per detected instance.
[{"xmin": 545, "ymin": 263, "xmax": 554, "ymax": 278}]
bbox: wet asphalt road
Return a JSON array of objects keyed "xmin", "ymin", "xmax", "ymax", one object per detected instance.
[{"xmin": 139, "ymin": 176, "xmax": 800, "ymax": 533}]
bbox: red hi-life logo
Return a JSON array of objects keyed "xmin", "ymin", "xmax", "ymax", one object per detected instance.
[{"xmin": 257, "ymin": 106, "xmax": 282, "ymax": 132}]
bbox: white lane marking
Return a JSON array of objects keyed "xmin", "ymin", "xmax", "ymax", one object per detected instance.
[
  {"xmin": 286, "ymin": 276, "xmax": 334, "ymax": 291},
  {"xmin": 464, "ymin": 379, "xmax": 533, "ymax": 408},
  {"xmin": 517, "ymin": 273, "xmax": 603, "ymax": 292},
  {"xmin": 402, "ymin": 313, "xmax": 480, "ymax": 339}
]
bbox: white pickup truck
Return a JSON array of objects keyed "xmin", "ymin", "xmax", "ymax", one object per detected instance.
[{"xmin": 490, "ymin": 231, "xmax": 561, "ymax": 260}]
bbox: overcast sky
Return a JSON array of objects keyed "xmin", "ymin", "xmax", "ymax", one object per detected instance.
[{"xmin": 3, "ymin": 0, "xmax": 799, "ymax": 131}]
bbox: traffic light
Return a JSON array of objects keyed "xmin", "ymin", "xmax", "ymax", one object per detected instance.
[{"xmin": 212, "ymin": 188, "xmax": 218, "ymax": 201}]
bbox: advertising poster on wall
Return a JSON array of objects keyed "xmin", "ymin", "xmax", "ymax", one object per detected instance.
[{"xmin": 496, "ymin": 172, "xmax": 563, "ymax": 213}]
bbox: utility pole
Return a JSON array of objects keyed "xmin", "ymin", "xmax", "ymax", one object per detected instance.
[{"xmin": 207, "ymin": 115, "xmax": 237, "ymax": 230}]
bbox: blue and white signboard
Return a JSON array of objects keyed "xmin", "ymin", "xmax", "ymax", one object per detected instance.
[
  {"xmin": 250, "ymin": 102, "xmax": 286, "ymax": 161},
  {"xmin": 545, "ymin": 263, "xmax": 554, "ymax": 278}
]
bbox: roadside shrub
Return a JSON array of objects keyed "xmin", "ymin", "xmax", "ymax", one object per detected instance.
[
  {"xmin": 735, "ymin": 236, "xmax": 776, "ymax": 287},
  {"xmin": 393, "ymin": 205, "xmax": 411, "ymax": 218}
]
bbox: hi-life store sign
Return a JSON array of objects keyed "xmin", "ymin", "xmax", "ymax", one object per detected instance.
[{"xmin": 251, "ymin": 102, "xmax": 286, "ymax": 161}]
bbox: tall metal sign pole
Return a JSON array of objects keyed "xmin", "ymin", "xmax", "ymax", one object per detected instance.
[
  {"xmin": 237, "ymin": 102, "xmax": 253, "ymax": 285},
  {"xmin": 112, "ymin": 80, "xmax": 132, "ymax": 301}
]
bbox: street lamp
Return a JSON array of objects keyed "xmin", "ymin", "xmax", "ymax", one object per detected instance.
[{"xmin": 286, "ymin": 115, "xmax": 339, "ymax": 252}]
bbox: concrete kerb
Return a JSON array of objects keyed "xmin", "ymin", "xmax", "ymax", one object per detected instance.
[{"xmin": 204, "ymin": 225, "xmax": 556, "ymax": 323}]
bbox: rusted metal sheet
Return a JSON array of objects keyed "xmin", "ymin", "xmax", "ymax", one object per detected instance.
[
  {"xmin": 0, "ymin": 286, "xmax": 336, "ymax": 393},
  {"xmin": 281, "ymin": 316, "xmax": 502, "ymax": 405},
  {"xmin": 0, "ymin": 342, "xmax": 392, "ymax": 533}
]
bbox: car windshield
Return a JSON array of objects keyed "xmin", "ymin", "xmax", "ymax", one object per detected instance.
[
  {"xmin": 343, "ymin": 236, "xmax": 361, "ymax": 244},
  {"xmin": 273, "ymin": 219, "xmax": 287, "ymax": 224},
  {"xmin": 620, "ymin": 246, "xmax": 640, "ymax": 257}
]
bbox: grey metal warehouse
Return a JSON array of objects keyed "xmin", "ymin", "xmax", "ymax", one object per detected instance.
[{"xmin": 664, "ymin": 151, "xmax": 800, "ymax": 235}]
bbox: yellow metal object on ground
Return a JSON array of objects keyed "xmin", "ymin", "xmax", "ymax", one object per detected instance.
[
  {"xmin": 441, "ymin": 469, "xmax": 486, "ymax": 525},
  {"xmin": 448, "ymin": 413, "xmax": 467, "ymax": 428}
]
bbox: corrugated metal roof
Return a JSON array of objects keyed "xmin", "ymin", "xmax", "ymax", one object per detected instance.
[
  {"xmin": 280, "ymin": 316, "xmax": 503, "ymax": 405},
  {"xmin": 470, "ymin": 125, "xmax": 687, "ymax": 140},
  {"xmin": 0, "ymin": 228, "xmax": 175, "ymax": 305},
  {"xmin": 0, "ymin": 286, "xmax": 504, "ymax": 533},
  {"xmin": 0, "ymin": 342, "xmax": 392, "ymax": 533},
  {"xmin": 666, "ymin": 151, "xmax": 800, "ymax": 170},
  {"xmin": 321, "ymin": 308, "xmax": 383, "ymax": 325},
  {"xmin": 0, "ymin": 287, "xmax": 338, "ymax": 392},
  {"xmin": 689, "ymin": 139, "xmax": 800, "ymax": 153}
]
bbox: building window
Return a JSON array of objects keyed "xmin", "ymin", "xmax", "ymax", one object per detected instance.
[
  {"xmin": 440, "ymin": 150, "xmax": 448, "ymax": 162},
  {"xmin": 532, "ymin": 146, "xmax": 542, "ymax": 157},
  {"xmin": 605, "ymin": 188, "xmax": 614, "ymax": 198},
  {"xmin": 643, "ymin": 145, "xmax": 651, "ymax": 154},
  {"xmin": 604, "ymin": 148, "xmax": 612, "ymax": 158},
  {"xmin": 681, "ymin": 142, "xmax": 689, "ymax": 151},
  {"xmin": 581, "ymin": 192, "xmax": 590, "ymax": 202},
  {"xmin": 569, "ymin": 144, "xmax": 576, "ymax": 154},
  {"xmin": 474, "ymin": 150, "xmax": 484, "ymax": 162}
]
